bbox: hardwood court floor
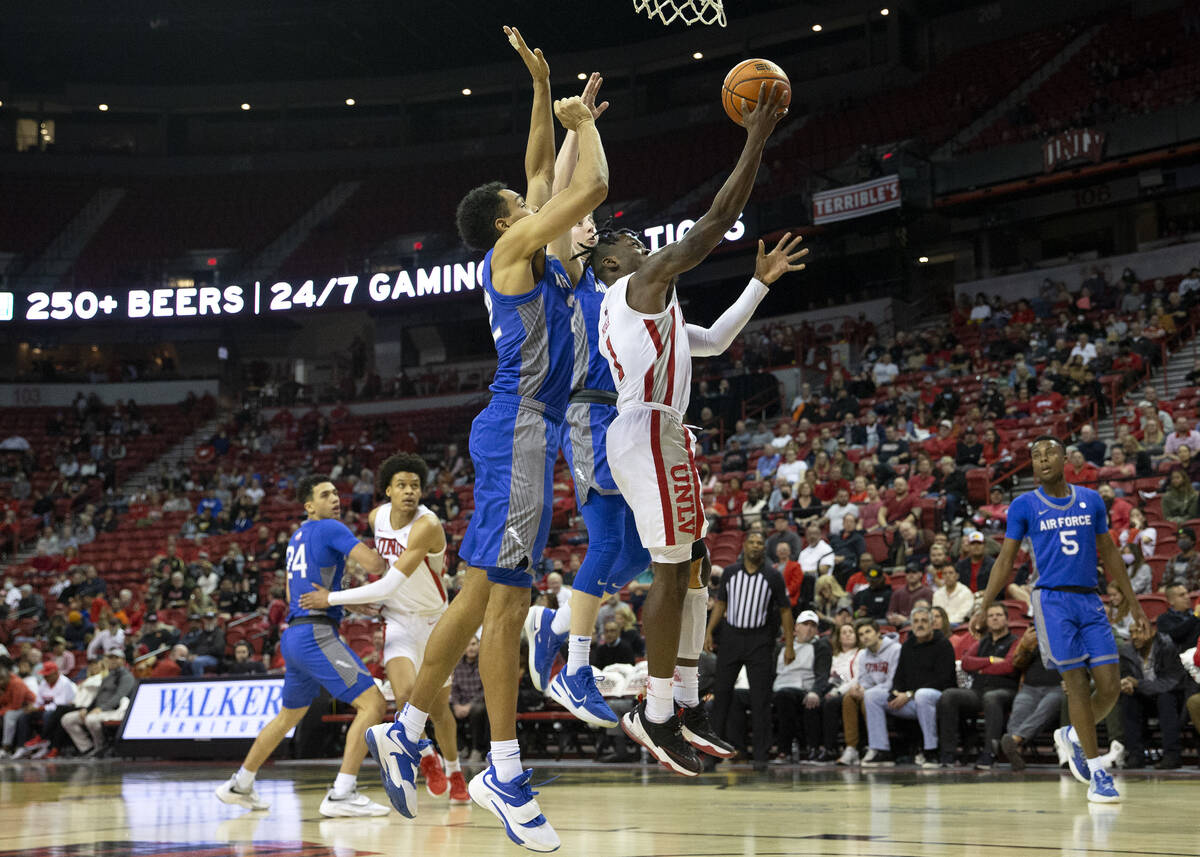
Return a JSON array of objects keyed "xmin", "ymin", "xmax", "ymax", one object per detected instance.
[{"xmin": 0, "ymin": 759, "xmax": 1196, "ymax": 856}]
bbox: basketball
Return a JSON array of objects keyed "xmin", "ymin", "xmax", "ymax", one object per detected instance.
[{"xmin": 721, "ymin": 58, "xmax": 791, "ymax": 125}]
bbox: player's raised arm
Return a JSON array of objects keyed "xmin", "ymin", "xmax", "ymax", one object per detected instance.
[
  {"xmin": 493, "ymin": 96, "xmax": 608, "ymax": 275},
  {"xmin": 1096, "ymin": 532, "xmax": 1150, "ymax": 636},
  {"xmin": 505, "ymin": 26, "xmax": 555, "ymax": 209},
  {"xmin": 301, "ymin": 517, "xmax": 444, "ymax": 609},
  {"xmin": 548, "ymin": 73, "xmax": 608, "ymax": 282},
  {"xmin": 632, "ymin": 83, "xmax": 788, "ymax": 301},
  {"xmin": 687, "ymin": 233, "xmax": 807, "ymax": 357}
]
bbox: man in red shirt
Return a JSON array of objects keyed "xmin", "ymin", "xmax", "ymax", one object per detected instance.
[
  {"xmin": 1064, "ymin": 448, "xmax": 1099, "ymax": 486},
  {"xmin": 774, "ymin": 542, "xmax": 807, "ymax": 608},
  {"xmin": 1030, "ymin": 378, "xmax": 1066, "ymax": 415},
  {"xmin": 876, "ymin": 477, "xmax": 918, "ymax": 529},
  {"xmin": 924, "ymin": 421, "xmax": 957, "ymax": 460},
  {"xmin": 1097, "ymin": 483, "xmax": 1132, "ymax": 535},
  {"xmin": 150, "ymin": 644, "xmax": 187, "ymax": 678},
  {"xmin": 0, "ymin": 656, "xmax": 36, "ymax": 755}
]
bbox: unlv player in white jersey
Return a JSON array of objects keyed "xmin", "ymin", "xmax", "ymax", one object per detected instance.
[
  {"xmin": 300, "ymin": 453, "xmax": 468, "ymax": 804},
  {"xmin": 591, "ymin": 81, "xmax": 806, "ymax": 774}
]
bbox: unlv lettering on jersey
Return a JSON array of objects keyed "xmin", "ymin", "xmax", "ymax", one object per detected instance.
[
  {"xmin": 374, "ymin": 537, "xmax": 402, "ymax": 557},
  {"xmin": 671, "ymin": 464, "xmax": 696, "ymax": 537}
]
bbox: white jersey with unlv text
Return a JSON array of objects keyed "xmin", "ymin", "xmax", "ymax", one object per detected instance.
[
  {"xmin": 599, "ymin": 273, "xmax": 692, "ymax": 418},
  {"xmin": 599, "ymin": 274, "xmax": 706, "ymax": 556},
  {"xmin": 371, "ymin": 502, "xmax": 447, "ymax": 616}
]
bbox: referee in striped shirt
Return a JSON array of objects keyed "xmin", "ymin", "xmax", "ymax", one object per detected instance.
[{"xmin": 705, "ymin": 531, "xmax": 794, "ymax": 770}]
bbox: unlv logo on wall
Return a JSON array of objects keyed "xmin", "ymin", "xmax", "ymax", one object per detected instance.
[{"xmin": 1043, "ymin": 128, "xmax": 1106, "ymax": 173}]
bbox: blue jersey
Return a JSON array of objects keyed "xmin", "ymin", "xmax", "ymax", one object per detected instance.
[
  {"xmin": 286, "ymin": 518, "xmax": 361, "ymax": 623},
  {"xmin": 573, "ymin": 268, "xmax": 616, "ymax": 394},
  {"xmin": 1005, "ymin": 485, "xmax": 1109, "ymax": 590},
  {"xmin": 481, "ymin": 249, "xmax": 585, "ymax": 412}
]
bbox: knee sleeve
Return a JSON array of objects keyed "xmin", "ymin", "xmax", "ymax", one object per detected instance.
[
  {"xmin": 572, "ymin": 540, "xmax": 623, "ymax": 597},
  {"xmin": 576, "ymin": 493, "xmax": 648, "ymax": 596},
  {"xmin": 677, "ymin": 586, "xmax": 708, "ymax": 660}
]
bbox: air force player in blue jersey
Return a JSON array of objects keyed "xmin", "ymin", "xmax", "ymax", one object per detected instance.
[
  {"xmin": 363, "ymin": 28, "xmax": 607, "ymax": 852},
  {"xmin": 983, "ymin": 436, "xmax": 1148, "ymax": 803},
  {"xmin": 216, "ymin": 475, "xmax": 391, "ymax": 818}
]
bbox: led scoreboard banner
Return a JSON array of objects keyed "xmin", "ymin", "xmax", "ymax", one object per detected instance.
[{"xmin": 0, "ymin": 216, "xmax": 745, "ymax": 324}]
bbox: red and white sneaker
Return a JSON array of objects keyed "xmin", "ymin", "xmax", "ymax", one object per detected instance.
[
  {"xmin": 448, "ymin": 770, "xmax": 470, "ymax": 804},
  {"xmin": 420, "ymin": 751, "xmax": 448, "ymax": 798}
]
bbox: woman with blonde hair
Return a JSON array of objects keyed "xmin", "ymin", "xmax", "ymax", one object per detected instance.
[
  {"xmin": 817, "ymin": 622, "xmax": 861, "ymax": 763},
  {"xmin": 812, "ymin": 574, "xmax": 848, "ymax": 624},
  {"xmin": 612, "ymin": 603, "xmax": 643, "ymax": 658}
]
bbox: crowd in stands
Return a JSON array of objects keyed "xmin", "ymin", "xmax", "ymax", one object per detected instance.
[{"xmin": 3, "ymin": 258, "xmax": 1200, "ymax": 767}]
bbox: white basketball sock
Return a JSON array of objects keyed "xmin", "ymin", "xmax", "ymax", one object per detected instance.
[
  {"xmin": 567, "ymin": 635, "xmax": 592, "ymax": 675},
  {"xmin": 550, "ymin": 604, "xmax": 571, "ymax": 636},
  {"xmin": 646, "ymin": 676, "xmax": 675, "ymax": 724},
  {"xmin": 398, "ymin": 703, "xmax": 428, "ymax": 744},
  {"xmin": 490, "ymin": 739, "xmax": 522, "ymax": 782},
  {"xmin": 332, "ymin": 772, "xmax": 357, "ymax": 797},
  {"xmin": 674, "ymin": 665, "xmax": 700, "ymax": 708},
  {"xmin": 235, "ymin": 766, "xmax": 256, "ymax": 791},
  {"xmin": 444, "ymin": 757, "xmax": 461, "ymax": 774}
]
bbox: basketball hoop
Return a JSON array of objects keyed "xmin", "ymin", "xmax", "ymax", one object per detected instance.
[{"xmin": 633, "ymin": 0, "xmax": 726, "ymax": 27}]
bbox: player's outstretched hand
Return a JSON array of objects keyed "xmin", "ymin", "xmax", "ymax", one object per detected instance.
[
  {"xmin": 555, "ymin": 96, "xmax": 596, "ymax": 131},
  {"xmin": 754, "ymin": 232, "xmax": 808, "ymax": 284},
  {"xmin": 504, "ymin": 26, "xmax": 549, "ymax": 82},
  {"xmin": 299, "ymin": 583, "xmax": 332, "ymax": 610},
  {"xmin": 742, "ymin": 81, "xmax": 789, "ymax": 138},
  {"xmin": 580, "ymin": 72, "xmax": 609, "ymax": 120}
]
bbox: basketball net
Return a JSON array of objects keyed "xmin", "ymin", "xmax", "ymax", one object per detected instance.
[{"xmin": 633, "ymin": 0, "xmax": 727, "ymax": 27}]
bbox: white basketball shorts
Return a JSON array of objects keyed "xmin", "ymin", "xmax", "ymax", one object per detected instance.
[
  {"xmin": 606, "ymin": 405, "xmax": 708, "ymax": 564},
  {"xmin": 382, "ymin": 608, "xmax": 452, "ymax": 688}
]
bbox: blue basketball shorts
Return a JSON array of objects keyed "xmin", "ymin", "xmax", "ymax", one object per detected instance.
[
  {"xmin": 459, "ymin": 394, "xmax": 562, "ymax": 587},
  {"xmin": 1030, "ymin": 588, "xmax": 1119, "ymax": 673},
  {"xmin": 280, "ymin": 621, "xmax": 376, "ymax": 709}
]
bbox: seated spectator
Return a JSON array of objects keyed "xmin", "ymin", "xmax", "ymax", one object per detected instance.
[
  {"xmin": 887, "ymin": 563, "xmax": 933, "ymax": 627},
  {"xmin": 818, "ymin": 623, "xmax": 860, "ymax": 761},
  {"xmin": 61, "ymin": 649, "xmax": 136, "ymax": 757},
  {"xmin": 877, "ymin": 477, "xmax": 917, "ymax": 530},
  {"xmin": 181, "ymin": 613, "xmax": 225, "ymax": 675},
  {"xmin": 829, "ymin": 514, "xmax": 866, "ymax": 585},
  {"xmin": 885, "ymin": 520, "xmax": 929, "ymax": 572},
  {"xmin": 999, "ymin": 625, "xmax": 1065, "ymax": 770},
  {"xmin": 932, "ymin": 456, "xmax": 967, "ymax": 522},
  {"xmin": 722, "ymin": 440, "xmax": 748, "ymax": 474},
  {"xmin": 932, "ymin": 564, "xmax": 974, "ymax": 625},
  {"xmin": 955, "ymin": 532, "xmax": 994, "ymax": 592},
  {"xmin": 812, "ymin": 574, "xmax": 850, "ymax": 625},
  {"xmin": 772, "ymin": 612, "xmax": 831, "ymax": 762},
  {"xmin": 86, "ymin": 615, "xmax": 125, "ymax": 662},
  {"xmin": 775, "ymin": 543, "xmax": 807, "ymax": 608},
  {"xmin": 158, "ymin": 572, "xmax": 190, "ymax": 610},
  {"xmin": 756, "ymin": 444, "xmax": 780, "ymax": 480},
  {"xmin": 1030, "ymin": 377, "xmax": 1065, "ymax": 415},
  {"xmin": 1162, "ymin": 528, "xmax": 1200, "ymax": 591},
  {"xmin": 1076, "ymin": 424, "xmax": 1107, "ymax": 467},
  {"xmin": 861, "ymin": 608, "xmax": 956, "ymax": 765},
  {"xmin": 227, "ymin": 641, "xmax": 266, "ymax": 675},
  {"xmin": 820, "ymin": 488, "xmax": 859, "ymax": 538},
  {"xmin": 139, "ymin": 613, "xmax": 180, "ymax": 652},
  {"xmin": 593, "ymin": 620, "xmax": 636, "ymax": 670},
  {"xmin": 1163, "ymin": 468, "xmax": 1200, "ymax": 523},
  {"xmin": 852, "ymin": 567, "xmax": 893, "ymax": 621},
  {"xmin": 1156, "ymin": 584, "xmax": 1200, "ymax": 648},
  {"xmin": 837, "ymin": 620, "xmax": 900, "ymax": 765},
  {"xmin": 741, "ymin": 485, "xmax": 767, "ymax": 530},
  {"xmin": 149, "ymin": 644, "xmax": 188, "ymax": 678},
  {"xmin": 935, "ymin": 605, "xmax": 1019, "ymax": 767},
  {"xmin": 451, "ymin": 637, "xmax": 487, "ymax": 763},
  {"xmin": 765, "ymin": 517, "xmax": 801, "ymax": 563},
  {"xmin": 1164, "ymin": 415, "xmax": 1200, "ymax": 462},
  {"xmin": 187, "ymin": 586, "xmax": 216, "ymax": 616},
  {"xmin": 791, "ymin": 481, "xmax": 823, "ymax": 527},
  {"xmin": 775, "ymin": 447, "xmax": 807, "ymax": 489},
  {"xmin": 1118, "ymin": 623, "xmax": 1186, "ymax": 769},
  {"xmin": 924, "ymin": 421, "xmax": 957, "ymax": 461},
  {"xmin": 955, "ymin": 427, "xmax": 985, "ymax": 469},
  {"xmin": 799, "ymin": 522, "xmax": 834, "ymax": 579},
  {"xmin": 1064, "ymin": 447, "xmax": 1099, "ymax": 486}
]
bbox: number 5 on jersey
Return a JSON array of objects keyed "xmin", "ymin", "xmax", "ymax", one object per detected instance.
[{"xmin": 1059, "ymin": 529, "xmax": 1079, "ymax": 555}]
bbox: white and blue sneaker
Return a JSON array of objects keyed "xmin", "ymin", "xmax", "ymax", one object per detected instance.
[
  {"xmin": 468, "ymin": 759, "xmax": 560, "ymax": 853},
  {"xmin": 546, "ymin": 667, "xmax": 618, "ymax": 728},
  {"xmin": 1087, "ymin": 768, "xmax": 1121, "ymax": 803},
  {"xmin": 524, "ymin": 606, "xmax": 566, "ymax": 692},
  {"xmin": 1054, "ymin": 726, "xmax": 1090, "ymax": 784},
  {"xmin": 364, "ymin": 721, "xmax": 426, "ymax": 819}
]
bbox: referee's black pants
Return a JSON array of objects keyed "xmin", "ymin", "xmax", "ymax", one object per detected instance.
[{"xmin": 711, "ymin": 627, "xmax": 776, "ymax": 764}]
